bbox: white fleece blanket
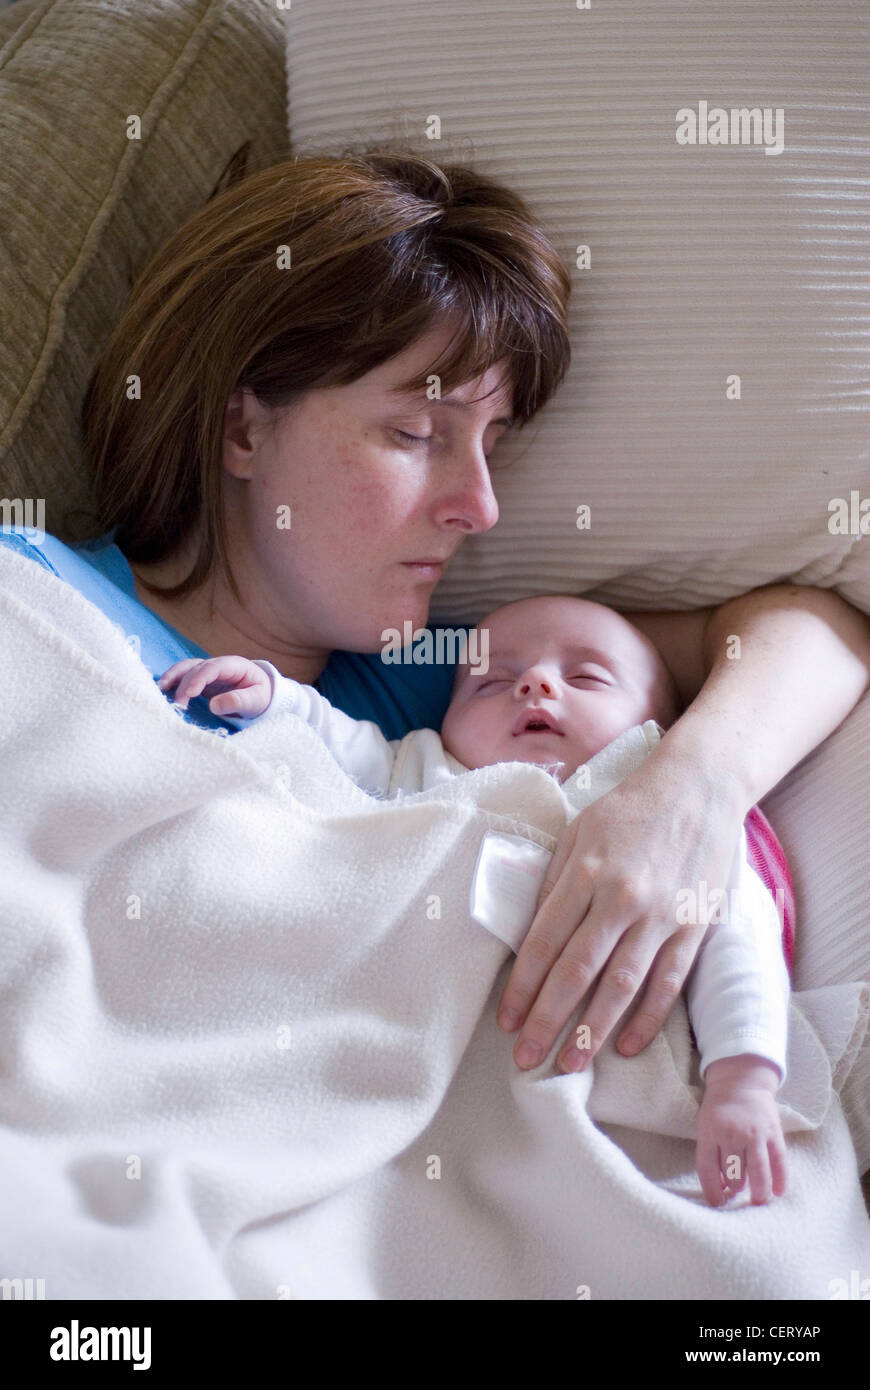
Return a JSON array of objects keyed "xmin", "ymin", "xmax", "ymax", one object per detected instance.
[{"xmin": 0, "ymin": 544, "xmax": 868, "ymax": 1301}]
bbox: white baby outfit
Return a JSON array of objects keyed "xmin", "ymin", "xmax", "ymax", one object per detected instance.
[{"xmin": 234, "ymin": 661, "xmax": 790, "ymax": 1082}]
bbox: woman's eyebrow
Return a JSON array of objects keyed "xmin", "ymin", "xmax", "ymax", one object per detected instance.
[
  {"xmin": 388, "ymin": 390, "xmax": 514, "ymax": 430},
  {"xmin": 435, "ymin": 398, "xmax": 515, "ymax": 430}
]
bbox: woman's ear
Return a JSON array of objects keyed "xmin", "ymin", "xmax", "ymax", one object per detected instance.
[{"xmin": 221, "ymin": 388, "xmax": 273, "ymax": 481}]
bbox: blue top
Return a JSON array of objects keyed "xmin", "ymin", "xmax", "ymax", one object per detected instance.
[{"xmin": 0, "ymin": 529, "xmax": 465, "ymax": 738}]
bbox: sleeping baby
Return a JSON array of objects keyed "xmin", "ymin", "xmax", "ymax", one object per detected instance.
[{"xmin": 159, "ymin": 593, "xmax": 790, "ymax": 1208}]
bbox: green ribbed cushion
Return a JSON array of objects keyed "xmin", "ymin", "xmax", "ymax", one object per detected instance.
[{"xmin": 0, "ymin": 0, "xmax": 289, "ymax": 537}]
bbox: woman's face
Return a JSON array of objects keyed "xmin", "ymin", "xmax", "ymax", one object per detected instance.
[{"xmin": 222, "ymin": 323, "xmax": 513, "ymax": 655}]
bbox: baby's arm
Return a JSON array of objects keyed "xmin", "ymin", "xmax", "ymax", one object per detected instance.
[
  {"xmin": 158, "ymin": 656, "xmax": 399, "ymax": 796},
  {"xmin": 685, "ymin": 828, "xmax": 790, "ymax": 1206}
]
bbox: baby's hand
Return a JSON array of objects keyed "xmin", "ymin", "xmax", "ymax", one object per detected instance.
[
  {"xmin": 696, "ymin": 1055, "xmax": 787, "ymax": 1207},
  {"xmin": 157, "ymin": 656, "xmax": 272, "ymax": 719}
]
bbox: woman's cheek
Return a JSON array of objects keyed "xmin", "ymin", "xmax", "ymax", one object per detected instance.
[{"xmin": 339, "ymin": 447, "xmax": 406, "ymax": 499}]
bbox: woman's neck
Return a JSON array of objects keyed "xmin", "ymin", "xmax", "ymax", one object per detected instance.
[{"xmin": 127, "ymin": 552, "xmax": 330, "ymax": 687}]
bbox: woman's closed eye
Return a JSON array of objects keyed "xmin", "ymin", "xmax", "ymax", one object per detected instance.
[
  {"xmin": 391, "ymin": 428, "xmax": 432, "ymax": 447},
  {"xmin": 389, "ymin": 426, "xmax": 498, "ymax": 460}
]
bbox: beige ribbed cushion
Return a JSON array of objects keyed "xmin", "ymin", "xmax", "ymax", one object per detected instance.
[
  {"xmin": 286, "ymin": 0, "xmax": 870, "ymax": 1170},
  {"xmin": 285, "ymin": 0, "xmax": 870, "ymax": 623},
  {"xmin": 0, "ymin": 0, "xmax": 289, "ymax": 536},
  {"xmin": 762, "ymin": 687, "xmax": 870, "ymax": 1169}
]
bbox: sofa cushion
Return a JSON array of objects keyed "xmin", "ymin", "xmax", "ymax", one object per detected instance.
[
  {"xmin": 0, "ymin": 0, "xmax": 289, "ymax": 537},
  {"xmin": 285, "ymin": 0, "xmax": 870, "ymax": 621}
]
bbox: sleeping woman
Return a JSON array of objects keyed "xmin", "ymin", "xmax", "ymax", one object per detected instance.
[{"xmin": 3, "ymin": 149, "xmax": 869, "ymax": 1162}]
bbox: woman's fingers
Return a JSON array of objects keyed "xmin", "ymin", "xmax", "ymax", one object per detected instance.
[
  {"xmin": 554, "ymin": 924, "xmax": 658, "ymax": 1072},
  {"xmin": 613, "ymin": 929, "xmax": 702, "ymax": 1058},
  {"xmin": 498, "ymin": 827, "xmax": 696, "ymax": 1072},
  {"xmin": 496, "ymin": 829, "xmax": 596, "ymax": 1042},
  {"xmin": 506, "ymin": 903, "xmax": 639, "ymax": 1071},
  {"xmin": 556, "ymin": 920, "xmax": 702, "ymax": 1071},
  {"xmin": 511, "ymin": 907, "xmax": 702, "ymax": 1075}
]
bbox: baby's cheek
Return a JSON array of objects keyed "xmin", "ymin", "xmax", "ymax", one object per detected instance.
[
  {"xmin": 441, "ymin": 707, "xmax": 469, "ymax": 761},
  {"xmin": 569, "ymin": 704, "xmax": 628, "ymax": 762},
  {"xmin": 442, "ymin": 706, "xmax": 490, "ymax": 770}
]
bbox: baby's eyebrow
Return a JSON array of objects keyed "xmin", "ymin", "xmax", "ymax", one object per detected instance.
[
  {"xmin": 477, "ymin": 644, "xmax": 622, "ymax": 670},
  {"xmin": 561, "ymin": 643, "xmax": 619, "ymax": 669}
]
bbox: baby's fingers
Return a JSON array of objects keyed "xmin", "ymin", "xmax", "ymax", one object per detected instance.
[
  {"xmin": 746, "ymin": 1139, "xmax": 774, "ymax": 1205},
  {"xmin": 208, "ymin": 686, "xmax": 269, "ymax": 718},
  {"xmin": 697, "ymin": 1139, "xmax": 730, "ymax": 1207},
  {"xmin": 769, "ymin": 1134, "xmax": 788, "ymax": 1197},
  {"xmin": 157, "ymin": 658, "xmax": 207, "ymax": 693},
  {"xmin": 168, "ymin": 657, "xmax": 246, "ymax": 708},
  {"xmin": 169, "ymin": 666, "xmax": 219, "ymax": 709}
]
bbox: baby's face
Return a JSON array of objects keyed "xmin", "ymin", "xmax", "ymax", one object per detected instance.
[{"xmin": 441, "ymin": 596, "xmax": 671, "ymax": 781}]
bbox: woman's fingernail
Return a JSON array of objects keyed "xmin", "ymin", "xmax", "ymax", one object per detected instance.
[
  {"xmin": 558, "ymin": 1051, "xmax": 582, "ymax": 1073},
  {"xmin": 515, "ymin": 1040, "xmax": 542, "ymax": 1069},
  {"xmin": 621, "ymin": 1034, "xmax": 642, "ymax": 1054},
  {"xmin": 498, "ymin": 1008, "xmax": 520, "ymax": 1032}
]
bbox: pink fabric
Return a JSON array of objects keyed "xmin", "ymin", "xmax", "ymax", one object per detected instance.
[{"xmin": 745, "ymin": 804, "xmax": 795, "ymax": 974}]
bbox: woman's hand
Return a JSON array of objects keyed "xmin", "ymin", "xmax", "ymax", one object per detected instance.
[
  {"xmin": 497, "ymin": 736, "xmax": 744, "ymax": 1072},
  {"xmin": 158, "ymin": 655, "xmax": 273, "ymax": 719},
  {"xmin": 498, "ymin": 583, "xmax": 870, "ymax": 1072}
]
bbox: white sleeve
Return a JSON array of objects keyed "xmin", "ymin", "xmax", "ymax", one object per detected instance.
[
  {"xmin": 223, "ymin": 660, "xmax": 399, "ymax": 798},
  {"xmin": 684, "ymin": 827, "xmax": 790, "ymax": 1085}
]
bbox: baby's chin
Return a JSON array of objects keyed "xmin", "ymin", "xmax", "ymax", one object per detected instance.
[{"xmin": 455, "ymin": 739, "xmax": 587, "ymax": 782}]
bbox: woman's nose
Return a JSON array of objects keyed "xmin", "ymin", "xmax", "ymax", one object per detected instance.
[{"xmin": 434, "ymin": 446, "xmax": 500, "ymax": 534}]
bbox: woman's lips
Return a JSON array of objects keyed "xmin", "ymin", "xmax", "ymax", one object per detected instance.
[{"xmin": 401, "ymin": 561, "xmax": 443, "ymax": 580}]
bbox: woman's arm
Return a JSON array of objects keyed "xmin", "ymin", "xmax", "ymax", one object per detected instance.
[
  {"xmin": 497, "ymin": 584, "xmax": 870, "ymax": 1071},
  {"xmin": 628, "ymin": 584, "xmax": 870, "ymax": 803}
]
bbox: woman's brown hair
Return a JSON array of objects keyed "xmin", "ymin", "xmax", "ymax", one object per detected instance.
[{"xmin": 82, "ymin": 149, "xmax": 572, "ymax": 599}]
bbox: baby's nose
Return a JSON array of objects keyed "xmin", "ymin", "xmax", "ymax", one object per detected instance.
[{"xmin": 516, "ymin": 671, "xmax": 555, "ymax": 696}]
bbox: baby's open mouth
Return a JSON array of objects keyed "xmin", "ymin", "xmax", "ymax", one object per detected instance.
[{"xmin": 513, "ymin": 708, "xmax": 564, "ymax": 736}]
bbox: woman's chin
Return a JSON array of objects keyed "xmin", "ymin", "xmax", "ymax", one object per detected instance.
[
  {"xmin": 334, "ymin": 607, "xmax": 431, "ymax": 657},
  {"xmin": 380, "ymin": 599, "xmax": 432, "ymax": 639}
]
